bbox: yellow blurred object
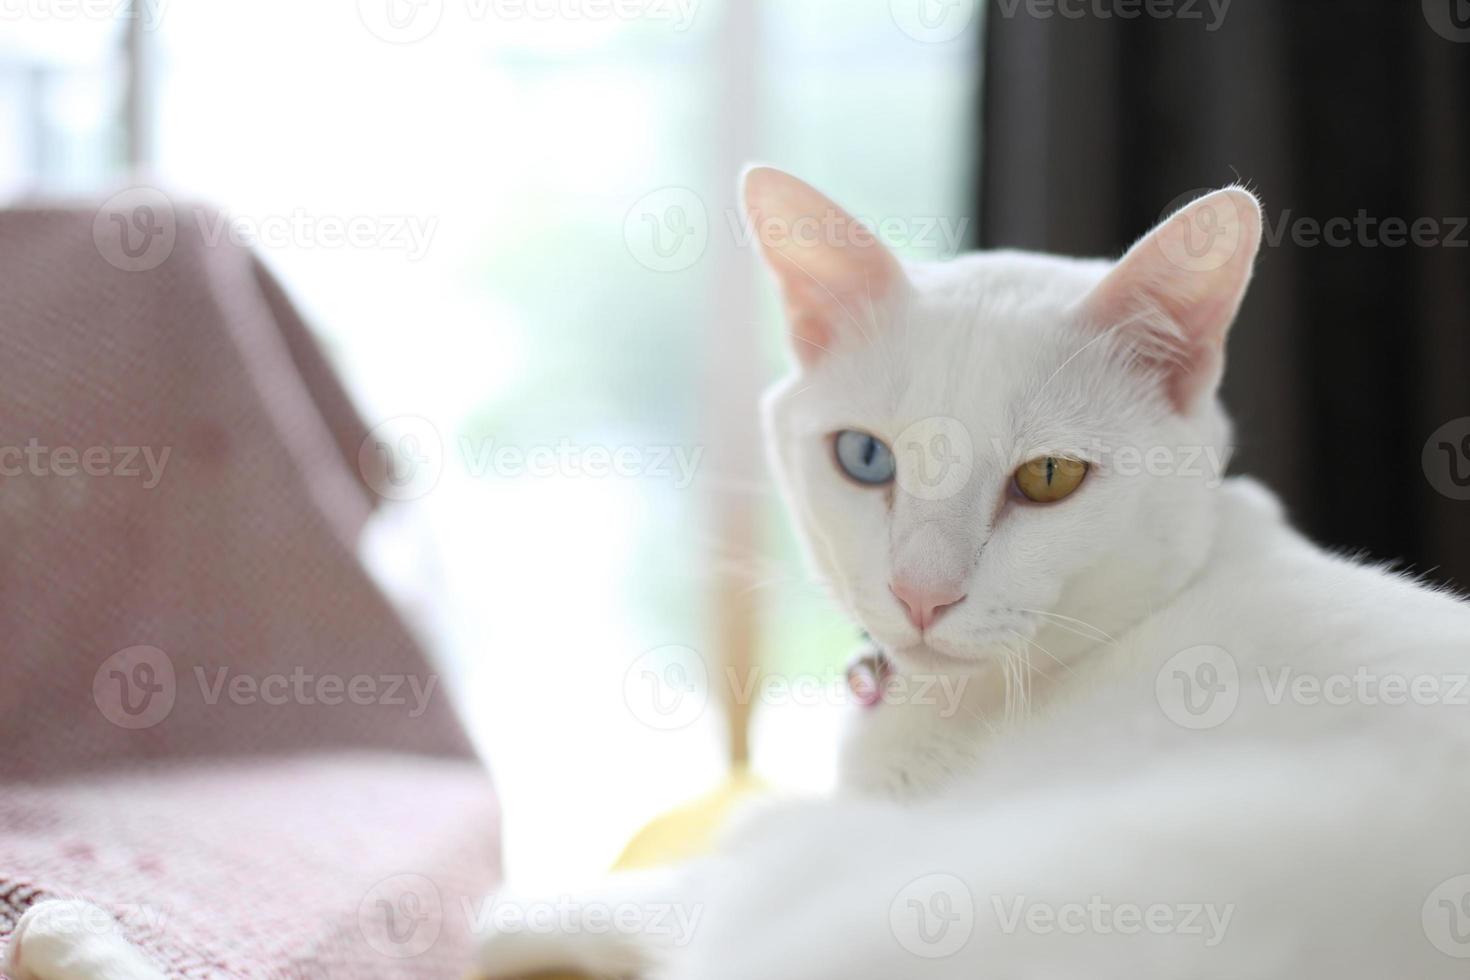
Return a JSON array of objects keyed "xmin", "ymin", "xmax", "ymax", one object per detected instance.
[
  {"xmin": 614, "ymin": 768, "xmax": 766, "ymax": 871},
  {"xmin": 527, "ymin": 769, "xmax": 767, "ymax": 980},
  {"xmin": 514, "ymin": 769, "xmax": 770, "ymax": 975}
]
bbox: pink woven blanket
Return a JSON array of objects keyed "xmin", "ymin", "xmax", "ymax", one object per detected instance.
[{"xmin": 0, "ymin": 202, "xmax": 501, "ymax": 977}]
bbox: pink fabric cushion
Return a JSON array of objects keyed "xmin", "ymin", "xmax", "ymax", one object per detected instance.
[{"xmin": 0, "ymin": 203, "xmax": 500, "ymax": 976}]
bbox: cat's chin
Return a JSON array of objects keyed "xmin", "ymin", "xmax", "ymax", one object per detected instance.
[{"xmin": 887, "ymin": 640, "xmax": 987, "ymax": 673}]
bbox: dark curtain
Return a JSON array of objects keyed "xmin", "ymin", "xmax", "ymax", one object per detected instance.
[{"xmin": 978, "ymin": 0, "xmax": 1470, "ymax": 589}]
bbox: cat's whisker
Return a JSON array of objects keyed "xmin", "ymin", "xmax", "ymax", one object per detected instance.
[
  {"xmin": 1008, "ymin": 645, "xmax": 1023, "ymax": 718},
  {"xmin": 770, "ymin": 249, "xmax": 873, "ymax": 352},
  {"xmin": 694, "ymin": 542, "xmax": 783, "ymax": 575},
  {"xmin": 1021, "ymin": 652, "xmax": 1033, "ymax": 718},
  {"xmin": 719, "ymin": 565, "xmax": 831, "ymax": 598},
  {"xmin": 1008, "ymin": 628, "xmax": 1073, "ymax": 679},
  {"xmin": 737, "ymin": 575, "xmax": 832, "ymax": 600},
  {"xmin": 1028, "ymin": 617, "xmax": 1113, "ymax": 649},
  {"xmin": 688, "ymin": 538, "xmax": 829, "ymax": 597},
  {"xmin": 793, "ymin": 333, "xmax": 838, "ymax": 359},
  {"xmin": 999, "ymin": 649, "xmax": 1014, "ymax": 722},
  {"xmin": 1024, "ymin": 617, "xmax": 1105, "ymax": 648},
  {"xmin": 1017, "ymin": 607, "xmax": 1117, "ymax": 645},
  {"xmin": 1029, "ymin": 317, "xmax": 1130, "ymax": 407},
  {"xmin": 861, "ymin": 269, "xmax": 882, "ymax": 348},
  {"xmin": 685, "ymin": 528, "xmax": 781, "ymax": 562},
  {"xmin": 998, "ymin": 643, "xmax": 1034, "ymax": 725}
]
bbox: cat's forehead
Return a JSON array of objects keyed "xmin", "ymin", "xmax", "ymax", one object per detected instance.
[{"xmin": 815, "ymin": 252, "xmax": 1112, "ymax": 432}]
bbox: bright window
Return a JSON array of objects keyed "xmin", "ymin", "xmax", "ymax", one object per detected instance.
[{"xmin": 0, "ymin": 0, "xmax": 979, "ymax": 883}]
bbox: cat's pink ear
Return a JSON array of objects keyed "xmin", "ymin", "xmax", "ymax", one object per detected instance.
[
  {"xmin": 1077, "ymin": 187, "xmax": 1263, "ymax": 413},
  {"xmin": 741, "ymin": 166, "xmax": 906, "ymax": 369}
]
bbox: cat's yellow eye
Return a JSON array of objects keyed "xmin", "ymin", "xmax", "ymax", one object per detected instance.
[{"xmin": 1014, "ymin": 456, "xmax": 1088, "ymax": 503}]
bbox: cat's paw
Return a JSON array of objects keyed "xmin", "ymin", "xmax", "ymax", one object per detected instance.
[
  {"xmin": 470, "ymin": 926, "xmax": 582, "ymax": 979},
  {"xmin": 469, "ymin": 871, "xmax": 686, "ymax": 978},
  {"xmin": 3, "ymin": 900, "xmax": 165, "ymax": 980},
  {"xmin": 470, "ymin": 916, "xmax": 643, "ymax": 979}
]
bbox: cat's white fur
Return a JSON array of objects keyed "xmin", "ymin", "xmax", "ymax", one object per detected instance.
[{"xmin": 474, "ymin": 168, "xmax": 1470, "ymax": 978}]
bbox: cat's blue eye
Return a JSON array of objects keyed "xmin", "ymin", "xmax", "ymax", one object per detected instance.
[{"xmin": 833, "ymin": 430, "xmax": 896, "ymax": 486}]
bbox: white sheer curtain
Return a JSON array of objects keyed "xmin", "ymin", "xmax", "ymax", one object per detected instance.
[{"xmin": 0, "ymin": 0, "xmax": 978, "ymax": 882}]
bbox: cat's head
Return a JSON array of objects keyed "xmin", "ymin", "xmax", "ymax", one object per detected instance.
[{"xmin": 747, "ymin": 166, "xmax": 1263, "ymax": 672}]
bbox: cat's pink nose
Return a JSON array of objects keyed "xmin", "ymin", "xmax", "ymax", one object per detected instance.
[{"xmin": 889, "ymin": 581, "xmax": 966, "ymax": 631}]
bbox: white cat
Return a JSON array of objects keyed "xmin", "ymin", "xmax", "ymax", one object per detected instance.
[{"xmin": 474, "ymin": 166, "xmax": 1470, "ymax": 979}]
